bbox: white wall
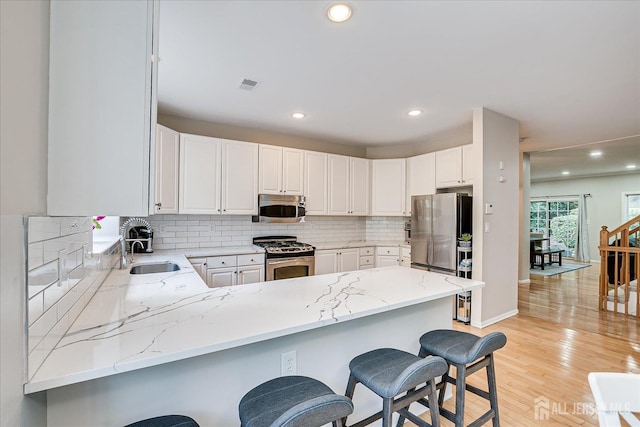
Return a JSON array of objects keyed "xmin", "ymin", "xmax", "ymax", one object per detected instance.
[
  {"xmin": 471, "ymin": 108, "xmax": 520, "ymax": 327},
  {"xmin": 531, "ymin": 173, "xmax": 640, "ymax": 262},
  {"xmin": 158, "ymin": 113, "xmax": 367, "ymax": 158},
  {"xmin": 0, "ymin": 0, "xmax": 49, "ymax": 425}
]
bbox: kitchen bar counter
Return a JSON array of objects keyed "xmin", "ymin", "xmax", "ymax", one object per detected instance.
[{"xmin": 25, "ymin": 255, "xmax": 481, "ymax": 394}]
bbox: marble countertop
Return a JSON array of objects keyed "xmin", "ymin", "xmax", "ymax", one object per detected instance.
[
  {"xmin": 25, "ymin": 253, "xmax": 482, "ymax": 394},
  {"xmin": 313, "ymin": 240, "xmax": 410, "ymax": 250}
]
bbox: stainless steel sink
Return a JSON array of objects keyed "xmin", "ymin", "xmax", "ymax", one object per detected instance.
[{"xmin": 130, "ymin": 262, "xmax": 181, "ymax": 275}]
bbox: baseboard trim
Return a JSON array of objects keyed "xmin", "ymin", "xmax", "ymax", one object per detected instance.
[
  {"xmin": 471, "ymin": 309, "xmax": 519, "ymax": 329},
  {"xmin": 519, "ymin": 279, "xmax": 531, "ymax": 285}
]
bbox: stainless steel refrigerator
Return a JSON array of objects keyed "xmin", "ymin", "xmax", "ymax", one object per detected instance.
[{"xmin": 411, "ymin": 193, "xmax": 472, "ymax": 274}]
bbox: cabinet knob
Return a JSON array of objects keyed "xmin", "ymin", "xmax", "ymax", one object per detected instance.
[
  {"xmin": 223, "ymin": 209, "xmax": 226, "ymax": 212},
  {"xmin": 155, "ymin": 202, "xmax": 162, "ymax": 208},
  {"xmin": 221, "ymin": 262, "xmax": 225, "ymax": 264},
  {"xmin": 218, "ymin": 209, "xmax": 221, "ymax": 212}
]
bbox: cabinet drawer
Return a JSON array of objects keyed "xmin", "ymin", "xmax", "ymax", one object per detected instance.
[
  {"xmin": 359, "ymin": 255, "xmax": 374, "ymax": 267},
  {"xmin": 377, "ymin": 246, "xmax": 399, "ymax": 256},
  {"xmin": 237, "ymin": 254, "xmax": 264, "ymax": 266},
  {"xmin": 207, "ymin": 255, "xmax": 236, "ymax": 268},
  {"xmin": 359, "ymin": 264, "xmax": 374, "ymax": 270},
  {"xmin": 359, "ymin": 247, "xmax": 374, "ymax": 256}
]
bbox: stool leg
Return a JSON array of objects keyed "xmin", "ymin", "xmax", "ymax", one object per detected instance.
[
  {"xmin": 343, "ymin": 373, "xmax": 357, "ymax": 426},
  {"xmin": 427, "ymin": 380, "xmax": 441, "ymax": 427},
  {"xmin": 437, "ymin": 364, "xmax": 451, "ymax": 408},
  {"xmin": 486, "ymin": 354, "xmax": 500, "ymax": 427},
  {"xmin": 382, "ymin": 397, "xmax": 393, "ymax": 427},
  {"xmin": 454, "ymin": 364, "xmax": 466, "ymax": 427}
]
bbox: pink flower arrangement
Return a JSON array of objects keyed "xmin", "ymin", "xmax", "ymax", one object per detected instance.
[{"xmin": 92, "ymin": 216, "xmax": 106, "ymax": 230}]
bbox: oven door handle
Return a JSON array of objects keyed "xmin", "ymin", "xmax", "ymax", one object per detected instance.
[{"xmin": 267, "ymin": 257, "xmax": 314, "ymax": 265}]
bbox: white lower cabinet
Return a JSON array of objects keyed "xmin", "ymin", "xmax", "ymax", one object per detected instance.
[
  {"xmin": 376, "ymin": 246, "xmax": 400, "ymax": 267},
  {"xmin": 400, "ymin": 246, "xmax": 411, "ymax": 268},
  {"xmin": 189, "ymin": 254, "xmax": 265, "ymax": 288},
  {"xmin": 314, "ymin": 248, "xmax": 360, "ymax": 275},
  {"xmin": 359, "ymin": 247, "xmax": 375, "ymax": 269}
]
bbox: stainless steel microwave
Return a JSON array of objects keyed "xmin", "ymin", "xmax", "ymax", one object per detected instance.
[{"xmin": 252, "ymin": 194, "xmax": 306, "ymax": 223}]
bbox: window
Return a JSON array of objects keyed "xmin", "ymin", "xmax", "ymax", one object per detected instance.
[
  {"xmin": 530, "ymin": 198, "xmax": 579, "ymax": 257},
  {"xmin": 623, "ymin": 192, "xmax": 640, "ymax": 222}
]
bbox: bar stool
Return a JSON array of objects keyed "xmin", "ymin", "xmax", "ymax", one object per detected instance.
[
  {"xmin": 417, "ymin": 330, "xmax": 507, "ymax": 427},
  {"xmin": 344, "ymin": 348, "xmax": 448, "ymax": 427},
  {"xmin": 124, "ymin": 415, "xmax": 199, "ymax": 427},
  {"xmin": 238, "ymin": 375, "xmax": 354, "ymax": 427}
]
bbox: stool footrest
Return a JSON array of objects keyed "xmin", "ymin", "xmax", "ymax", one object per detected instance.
[
  {"xmin": 397, "ymin": 407, "xmax": 431, "ymax": 427},
  {"xmin": 467, "ymin": 409, "xmax": 496, "ymax": 427}
]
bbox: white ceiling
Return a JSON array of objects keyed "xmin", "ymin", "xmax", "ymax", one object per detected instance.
[{"xmin": 157, "ymin": 0, "xmax": 640, "ymax": 176}]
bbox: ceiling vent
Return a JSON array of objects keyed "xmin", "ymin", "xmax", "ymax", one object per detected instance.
[{"xmin": 238, "ymin": 78, "xmax": 259, "ymax": 91}]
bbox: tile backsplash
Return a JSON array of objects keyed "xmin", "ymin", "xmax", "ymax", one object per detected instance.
[
  {"xmin": 146, "ymin": 215, "xmax": 407, "ymax": 249},
  {"xmin": 25, "ymin": 216, "xmax": 119, "ymax": 380}
]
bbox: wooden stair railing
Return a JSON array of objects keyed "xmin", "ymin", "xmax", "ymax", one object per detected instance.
[{"xmin": 598, "ymin": 215, "xmax": 640, "ymax": 317}]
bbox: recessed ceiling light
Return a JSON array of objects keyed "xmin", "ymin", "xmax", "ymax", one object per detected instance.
[
  {"xmin": 327, "ymin": 3, "xmax": 352, "ymax": 23},
  {"xmin": 291, "ymin": 112, "xmax": 305, "ymax": 119},
  {"xmin": 590, "ymin": 150, "xmax": 602, "ymax": 157},
  {"xmin": 626, "ymin": 164, "xmax": 637, "ymax": 169},
  {"xmin": 408, "ymin": 110, "xmax": 423, "ymax": 117},
  {"xmin": 561, "ymin": 171, "xmax": 570, "ymax": 176}
]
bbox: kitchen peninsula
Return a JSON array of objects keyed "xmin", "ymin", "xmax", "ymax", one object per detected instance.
[{"xmin": 29, "ymin": 253, "xmax": 483, "ymax": 426}]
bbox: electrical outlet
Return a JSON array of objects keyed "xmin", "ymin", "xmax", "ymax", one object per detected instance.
[{"xmin": 281, "ymin": 350, "xmax": 297, "ymax": 376}]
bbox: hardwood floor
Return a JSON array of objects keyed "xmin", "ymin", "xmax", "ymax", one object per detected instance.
[{"xmin": 417, "ymin": 262, "xmax": 639, "ymax": 426}]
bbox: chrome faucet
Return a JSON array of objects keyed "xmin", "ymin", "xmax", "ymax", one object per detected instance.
[
  {"xmin": 120, "ymin": 217, "xmax": 153, "ymax": 269},
  {"xmin": 129, "ymin": 240, "xmax": 145, "ymax": 264}
]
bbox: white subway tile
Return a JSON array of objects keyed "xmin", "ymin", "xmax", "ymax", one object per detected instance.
[
  {"xmin": 43, "ymin": 280, "xmax": 68, "ymax": 313},
  {"xmin": 28, "ymin": 242, "xmax": 44, "ymax": 270},
  {"xmin": 28, "ymin": 260, "xmax": 58, "ymax": 287},
  {"xmin": 28, "ymin": 293, "xmax": 44, "ymax": 326}
]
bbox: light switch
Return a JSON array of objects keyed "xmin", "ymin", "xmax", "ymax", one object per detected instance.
[{"xmin": 485, "ymin": 203, "xmax": 494, "ymax": 214}]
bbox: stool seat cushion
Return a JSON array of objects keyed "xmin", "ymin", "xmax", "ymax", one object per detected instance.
[
  {"xmin": 348, "ymin": 348, "xmax": 448, "ymax": 398},
  {"xmin": 238, "ymin": 375, "xmax": 353, "ymax": 427},
  {"xmin": 419, "ymin": 330, "xmax": 507, "ymax": 365},
  {"xmin": 124, "ymin": 415, "xmax": 199, "ymax": 427}
]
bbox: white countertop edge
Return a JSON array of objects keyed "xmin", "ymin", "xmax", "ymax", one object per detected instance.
[
  {"xmin": 314, "ymin": 241, "xmax": 410, "ymax": 250},
  {"xmin": 24, "ymin": 278, "xmax": 482, "ymax": 394}
]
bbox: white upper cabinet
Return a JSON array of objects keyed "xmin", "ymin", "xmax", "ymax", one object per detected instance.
[
  {"xmin": 282, "ymin": 148, "xmax": 304, "ymax": 195},
  {"xmin": 406, "ymin": 152, "xmax": 436, "ymax": 215},
  {"xmin": 435, "ymin": 144, "xmax": 473, "ymax": 188},
  {"xmin": 180, "ymin": 135, "xmax": 258, "ymax": 215},
  {"xmin": 47, "ymin": 0, "xmax": 158, "ymax": 216},
  {"xmin": 179, "ymin": 134, "xmax": 221, "ymax": 214},
  {"xmin": 304, "ymin": 151, "xmax": 328, "ymax": 215},
  {"xmin": 259, "ymin": 145, "xmax": 304, "ymax": 195},
  {"xmin": 350, "ymin": 157, "xmax": 370, "ymax": 216},
  {"xmin": 153, "ymin": 125, "xmax": 180, "ymax": 214},
  {"xmin": 328, "ymin": 155, "xmax": 370, "ymax": 216},
  {"xmin": 222, "ymin": 140, "xmax": 259, "ymax": 214},
  {"xmin": 371, "ymin": 159, "xmax": 406, "ymax": 216},
  {"xmin": 328, "ymin": 155, "xmax": 350, "ymax": 215},
  {"xmin": 462, "ymin": 144, "xmax": 474, "ymax": 186}
]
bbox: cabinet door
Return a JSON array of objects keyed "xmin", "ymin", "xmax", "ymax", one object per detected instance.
[
  {"xmin": 462, "ymin": 144, "xmax": 474, "ymax": 186},
  {"xmin": 406, "ymin": 152, "xmax": 435, "ymax": 215},
  {"xmin": 371, "ymin": 159, "xmax": 406, "ymax": 216},
  {"xmin": 315, "ymin": 250, "xmax": 338, "ymax": 275},
  {"xmin": 282, "ymin": 148, "xmax": 304, "ymax": 195},
  {"xmin": 339, "ymin": 249, "xmax": 360, "ymax": 273},
  {"xmin": 153, "ymin": 125, "xmax": 180, "ymax": 214},
  {"xmin": 435, "ymin": 146, "xmax": 463, "ymax": 188},
  {"xmin": 304, "ymin": 151, "xmax": 328, "ymax": 215},
  {"xmin": 47, "ymin": 0, "xmax": 156, "ymax": 216},
  {"xmin": 206, "ymin": 267, "xmax": 237, "ymax": 288},
  {"xmin": 179, "ymin": 134, "xmax": 221, "ymax": 214},
  {"xmin": 258, "ymin": 145, "xmax": 283, "ymax": 194},
  {"xmin": 223, "ymin": 140, "xmax": 258, "ymax": 214},
  {"xmin": 188, "ymin": 257, "xmax": 208, "ymax": 281},
  {"xmin": 238, "ymin": 265, "xmax": 265, "ymax": 284},
  {"xmin": 377, "ymin": 256, "xmax": 400, "ymax": 267},
  {"xmin": 328, "ymin": 155, "xmax": 350, "ymax": 215},
  {"xmin": 400, "ymin": 257, "xmax": 411, "ymax": 268},
  {"xmin": 350, "ymin": 157, "xmax": 370, "ymax": 215}
]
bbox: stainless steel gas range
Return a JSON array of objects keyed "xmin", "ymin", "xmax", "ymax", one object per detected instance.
[{"xmin": 253, "ymin": 236, "xmax": 315, "ymax": 281}]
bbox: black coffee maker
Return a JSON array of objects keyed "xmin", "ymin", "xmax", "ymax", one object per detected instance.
[{"xmin": 128, "ymin": 226, "xmax": 154, "ymax": 253}]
